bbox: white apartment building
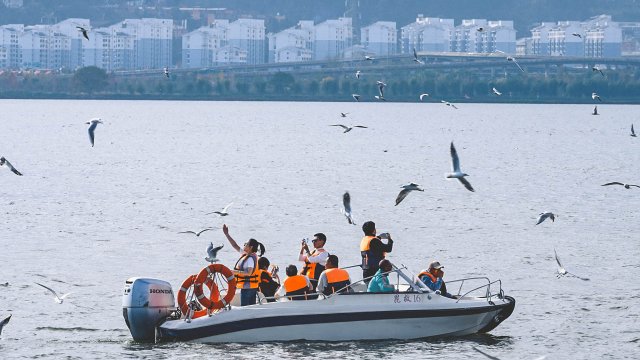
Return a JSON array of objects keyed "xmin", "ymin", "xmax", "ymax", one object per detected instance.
[
  {"xmin": 452, "ymin": 19, "xmax": 515, "ymax": 53},
  {"xmin": 0, "ymin": 24, "xmax": 22, "ymax": 69},
  {"xmin": 361, "ymin": 21, "xmax": 396, "ymax": 56},
  {"xmin": 401, "ymin": 16, "xmax": 454, "ymax": 53},
  {"xmin": 583, "ymin": 15, "xmax": 622, "ymax": 57},
  {"xmin": 182, "ymin": 18, "xmax": 265, "ymax": 67},
  {"xmin": 548, "ymin": 21, "xmax": 584, "ymax": 56},
  {"xmin": 19, "ymin": 18, "xmax": 86, "ymax": 70},
  {"xmin": 267, "ymin": 21, "xmax": 313, "ymax": 63},
  {"xmin": 313, "ymin": 17, "xmax": 353, "ymax": 61}
]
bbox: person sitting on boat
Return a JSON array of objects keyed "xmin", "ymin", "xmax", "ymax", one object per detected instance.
[
  {"xmin": 417, "ymin": 261, "xmax": 454, "ymax": 298},
  {"xmin": 360, "ymin": 221, "xmax": 394, "ymax": 284},
  {"xmin": 257, "ymin": 257, "xmax": 280, "ymax": 303},
  {"xmin": 367, "ymin": 259, "xmax": 395, "ymax": 293},
  {"xmin": 316, "ymin": 254, "xmax": 351, "ymax": 296},
  {"xmin": 278, "ymin": 265, "xmax": 311, "ymax": 301},
  {"xmin": 299, "ymin": 233, "xmax": 329, "ymax": 292},
  {"xmin": 222, "ymin": 224, "xmax": 265, "ymax": 306}
]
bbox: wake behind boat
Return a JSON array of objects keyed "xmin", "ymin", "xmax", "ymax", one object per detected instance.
[{"xmin": 122, "ymin": 264, "xmax": 514, "ymax": 343}]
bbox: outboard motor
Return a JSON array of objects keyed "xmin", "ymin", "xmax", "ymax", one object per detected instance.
[{"xmin": 122, "ymin": 277, "xmax": 175, "ymax": 342}]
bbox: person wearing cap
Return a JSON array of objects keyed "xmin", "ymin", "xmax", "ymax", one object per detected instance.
[
  {"xmin": 360, "ymin": 221, "xmax": 394, "ymax": 284},
  {"xmin": 299, "ymin": 233, "xmax": 329, "ymax": 292},
  {"xmin": 316, "ymin": 255, "xmax": 352, "ymax": 296},
  {"xmin": 417, "ymin": 261, "xmax": 453, "ymax": 298},
  {"xmin": 367, "ymin": 259, "xmax": 395, "ymax": 293}
]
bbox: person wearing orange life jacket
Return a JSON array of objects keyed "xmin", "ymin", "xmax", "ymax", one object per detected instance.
[
  {"xmin": 277, "ymin": 265, "xmax": 311, "ymax": 301},
  {"xmin": 222, "ymin": 224, "xmax": 265, "ymax": 306},
  {"xmin": 360, "ymin": 221, "xmax": 393, "ymax": 284},
  {"xmin": 417, "ymin": 260, "xmax": 454, "ymax": 298},
  {"xmin": 299, "ymin": 232, "xmax": 329, "ymax": 291},
  {"xmin": 316, "ymin": 255, "xmax": 352, "ymax": 296},
  {"xmin": 256, "ymin": 257, "xmax": 280, "ymax": 303}
]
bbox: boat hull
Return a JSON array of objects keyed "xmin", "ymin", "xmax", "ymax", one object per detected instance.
[{"xmin": 158, "ymin": 293, "xmax": 515, "ymax": 343}]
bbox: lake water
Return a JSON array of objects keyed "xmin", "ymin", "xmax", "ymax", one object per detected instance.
[{"xmin": 0, "ymin": 100, "xmax": 638, "ymax": 359}]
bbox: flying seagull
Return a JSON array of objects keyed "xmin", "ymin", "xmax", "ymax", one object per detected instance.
[
  {"xmin": 592, "ymin": 106, "xmax": 599, "ymax": 116},
  {"xmin": 163, "ymin": 67, "xmax": 170, "ymax": 78},
  {"xmin": 330, "ymin": 124, "xmax": 368, "ymax": 133},
  {"xmin": 441, "ymin": 100, "xmax": 458, "ymax": 109},
  {"xmin": 341, "ymin": 191, "xmax": 356, "ymax": 225},
  {"xmin": 476, "ymin": 27, "xmax": 485, "ymax": 33},
  {"xmin": 86, "ymin": 118, "xmax": 103, "ymax": 147},
  {"xmin": 76, "ymin": 26, "xmax": 89, "ymax": 40},
  {"xmin": 631, "ymin": 124, "xmax": 637, "ymax": 137},
  {"xmin": 395, "ymin": 183, "xmax": 424, "ymax": 206},
  {"xmin": 592, "ymin": 66, "xmax": 605, "ymax": 77},
  {"xmin": 205, "ymin": 242, "xmax": 224, "ymax": 263},
  {"xmin": 374, "ymin": 95, "xmax": 387, "ymax": 102},
  {"xmin": 352, "ymin": 94, "xmax": 361, "ymax": 102},
  {"xmin": 0, "ymin": 314, "xmax": 10, "ymax": 336},
  {"xmin": 179, "ymin": 228, "xmax": 214, "ymax": 236},
  {"xmin": 592, "ymin": 92, "xmax": 602, "ymax": 102},
  {"xmin": 206, "ymin": 202, "xmax": 233, "ymax": 216},
  {"xmin": 412, "ymin": 48, "xmax": 424, "ymax": 64},
  {"xmin": 554, "ymin": 248, "xmax": 589, "ymax": 281},
  {"xmin": 364, "ymin": 55, "xmax": 375, "ymax": 61},
  {"xmin": 496, "ymin": 50, "xmax": 524, "ymax": 72},
  {"xmin": 419, "ymin": 93, "xmax": 430, "ymax": 101},
  {"xmin": 35, "ymin": 282, "xmax": 72, "ymax": 304},
  {"xmin": 492, "ymin": 87, "xmax": 502, "ymax": 96},
  {"xmin": 446, "ymin": 142, "xmax": 474, "ymax": 192},
  {"xmin": 601, "ymin": 182, "xmax": 640, "ymax": 189},
  {"xmin": 355, "ymin": 70, "xmax": 361, "ymax": 79},
  {"xmin": 377, "ymin": 80, "xmax": 386, "ymax": 99},
  {"xmin": 571, "ymin": 32, "xmax": 582, "ymax": 38},
  {"xmin": 535, "ymin": 212, "xmax": 556, "ymax": 225},
  {"xmin": 0, "ymin": 157, "xmax": 23, "ymax": 176},
  {"xmin": 340, "ymin": 112, "xmax": 349, "ymax": 118}
]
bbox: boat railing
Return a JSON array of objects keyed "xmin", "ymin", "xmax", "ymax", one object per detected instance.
[
  {"xmin": 329, "ymin": 265, "xmax": 428, "ymax": 297},
  {"xmin": 445, "ymin": 277, "xmax": 504, "ymax": 304}
]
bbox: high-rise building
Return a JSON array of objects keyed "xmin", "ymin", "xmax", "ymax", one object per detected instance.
[
  {"xmin": 313, "ymin": 17, "xmax": 353, "ymax": 61},
  {"xmin": 227, "ymin": 18, "xmax": 265, "ymax": 64},
  {"xmin": 401, "ymin": 15, "xmax": 454, "ymax": 53},
  {"xmin": 0, "ymin": 24, "xmax": 22, "ymax": 69},
  {"xmin": 267, "ymin": 21, "xmax": 313, "ymax": 63},
  {"xmin": 361, "ymin": 21, "xmax": 396, "ymax": 56}
]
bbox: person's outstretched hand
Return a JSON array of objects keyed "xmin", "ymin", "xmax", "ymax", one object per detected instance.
[{"xmin": 223, "ymin": 224, "xmax": 229, "ymax": 236}]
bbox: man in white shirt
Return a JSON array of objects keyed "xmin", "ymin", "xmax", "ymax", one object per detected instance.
[{"xmin": 299, "ymin": 233, "xmax": 329, "ymax": 291}]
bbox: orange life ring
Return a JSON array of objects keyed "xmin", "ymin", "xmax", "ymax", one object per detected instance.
[
  {"xmin": 194, "ymin": 263, "xmax": 237, "ymax": 310},
  {"xmin": 177, "ymin": 274, "xmax": 219, "ymax": 319}
]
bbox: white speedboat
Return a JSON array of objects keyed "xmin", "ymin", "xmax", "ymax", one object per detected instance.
[{"xmin": 122, "ymin": 266, "xmax": 514, "ymax": 343}]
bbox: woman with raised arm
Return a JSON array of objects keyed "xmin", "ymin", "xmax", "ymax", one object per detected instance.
[{"xmin": 222, "ymin": 224, "xmax": 265, "ymax": 306}]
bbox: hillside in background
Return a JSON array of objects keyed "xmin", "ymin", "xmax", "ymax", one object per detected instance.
[{"xmin": 1, "ymin": 0, "xmax": 640, "ymax": 35}]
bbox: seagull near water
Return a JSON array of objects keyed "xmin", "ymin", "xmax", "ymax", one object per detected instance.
[
  {"xmin": 535, "ymin": 212, "xmax": 556, "ymax": 225},
  {"xmin": 492, "ymin": 87, "xmax": 502, "ymax": 96},
  {"xmin": 0, "ymin": 314, "xmax": 10, "ymax": 335},
  {"xmin": 76, "ymin": 26, "xmax": 89, "ymax": 40},
  {"xmin": 395, "ymin": 183, "xmax": 424, "ymax": 206},
  {"xmin": 35, "ymin": 282, "xmax": 72, "ymax": 304},
  {"xmin": 206, "ymin": 202, "xmax": 233, "ymax": 216},
  {"xmin": 592, "ymin": 106, "xmax": 599, "ymax": 115},
  {"xmin": 205, "ymin": 243, "xmax": 224, "ymax": 263},
  {"xmin": 341, "ymin": 191, "xmax": 356, "ymax": 225},
  {"xmin": 631, "ymin": 124, "xmax": 637, "ymax": 137},
  {"xmin": 330, "ymin": 124, "xmax": 368, "ymax": 133},
  {"xmin": 86, "ymin": 118, "xmax": 103, "ymax": 147},
  {"xmin": 355, "ymin": 70, "xmax": 361, "ymax": 79},
  {"xmin": 572, "ymin": 32, "xmax": 582, "ymax": 38},
  {"xmin": 412, "ymin": 48, "xmax": 424, "ymax": 64},
  {"xmin": 352, "ymin": 94, "xmax": 361, "ymax": 102},
  {"xmin": 179, "ymin": 228, "xmax": 214, "ymax": 236},
  {"xmin": 340, "ymin": 112, "xmax": 349, "ymax": 118},
  {"xmin": 592, "ymin": 92, "xmax": 602, "ymax": 102},
  {"xmin": 592, "ymin": 66, "xmax": 605, "ymax": 77},
  {"xmin": 441, "ymin": 100, "xmax": 458, "ymax": 109},
  {"xmin": 554, "ymin": 248, "xmax": 590, "ymax": 281},
  {"xmin": 496, "ymin": 50, "xmax": 524, "ymax": 72},
  {"xmin": 419, "ymin": 93, "xmax": 430, "ymax": 101},
  {"xmin": 163, "ymin": 67, "xmax": 170, "ymax": 78},
  {"xmin": 364, "ymin": 55, "xmax": 375, "ymax": 61},
  {"xmin": 446, "ymin": 142, "xmax": 474, "ymax": 192},
  {"xmin": 0, "ymin": 157, "xmax": 23, "ymax": 176},
  {"xmin": 601, "ymin": 182, "xmax": 640, "ymax": 189},
  {"xmin": 375, "ymin": 81, "xmax": 387, "ymax": 101}
]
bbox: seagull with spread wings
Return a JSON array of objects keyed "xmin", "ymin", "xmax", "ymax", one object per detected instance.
[
  {"xmin": 179, "ymin": 228, "xmax": 214, "ymax": 237},
  {"xmin": 554, "ymin": 248, "xmax": 589, "ymax": 281},
  {"xmin": 412, "ymin": 48, "xmax": 424, "ymax": 64},
  {"xmin": 395, "ymin": 183, "xmax": 424, "ymax": 206},
  {"xmin": 0, "ymin": 157, "xmax": 23, "ymax": 176},
  {"xmin": 206, "ymin": 202, "xmax": 233, "ymax": 216},
  {"xmin": 76, "ymin": 26, "xmax": 89, "ymax": 40},
  {"xmin": 341, "ymin": 191, "xmax": 356, "ymax": 225},
  {"xmin": 35, "ymin": 282, "xmax": 72, "ymax": 304},
  {"xmin": 205, "ymin": 243, "xmax": 224, "ymax": 263},
  {"xmin": 86, "ymin": 118, "xmax": 103, "ymax": 147},
  {"xmin": 536, "ymin": 212, "xmax": 556, "ymax": 225},
  {"xmin": 330, "ymin": 124, "xmax": 368, "ymax": 133},
  {"xmin": 446, "ymin": 142, "xmax": 474, "ymax": 192},
  {"xmin": 601, "ymin": 182, "xmax": 639, "ymax": 189}
]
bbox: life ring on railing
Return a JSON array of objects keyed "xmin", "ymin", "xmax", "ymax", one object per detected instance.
[
  {"xmin": 177, "ymin": 274, "xmax": 219, "ymax": 319},
  {"xmin": 193, "ymin": 263, "xmax": 236, "ymax": 310}
]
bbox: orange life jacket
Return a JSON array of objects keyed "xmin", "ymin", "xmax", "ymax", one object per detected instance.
[
  {"xmin": 418, "ymin": 270, "xmax": 436, "ymax": 283},
  {"xmin": 283, "ymin": 275, "xmax": 309, "ymax": 300},
  {"xmin": 300, "ymin": 248, "xmax": 327, "ymax": 281},
  {"xmin": 233, "ymin": 253, "xmax": 259, "ymax": 289},
  {"xmin": 322, "ymin": 268, "xmax": 351, "ymax": 296},
  {"xmin": 360, "ymin": 235, "xmax": 385, "ymax": 270}
]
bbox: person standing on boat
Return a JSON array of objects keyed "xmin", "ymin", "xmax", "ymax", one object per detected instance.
[
  {"xmin": 417, "ymin": 261, "xmax": 453, "ymax": 298},
  {"xmin": 278, "ymin": 265, "xmax": 311, "ymax": 301},
  {"xmin": 222, "ymin": 224, "xmax": 265, "ymax": 306},
  {"xmin": 257, "ymin": 257, "xmax": 280, "ymax": 303},
  {"xmin": 316, "ymin": 255, "xmax": 351, "ymax": 296},
  {"xmin": 360, "ymin": 221, "xmax": 393, "ymax": 284},
  {"xmin": 367, "ymin": 259, "xmax": 395, "ymax": 293},
  {"xmin": 299, "ymin": 233, "xmax": 329, "ymax": 291}
]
